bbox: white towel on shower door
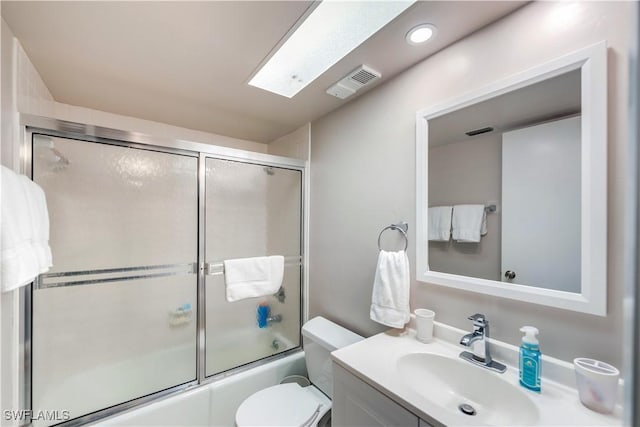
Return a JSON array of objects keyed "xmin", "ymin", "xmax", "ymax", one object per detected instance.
[
  {"xmin": 224, "ymin": 255, "xmax": 284, "ymax": 302},
  {"xmin": 370, "ymin": 250, "xmax": 410, "ymax": 328}
]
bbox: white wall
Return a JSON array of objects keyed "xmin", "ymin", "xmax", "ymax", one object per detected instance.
[
  {"xmin": 309, "ymin": 1, "xmax": 631, "ymax": 369},
  {"xmin": 1, "ymin": 19, "xmax": 17, "ymax": 168},
  {"xmin": 2, "ymin": 18, "xmax": 54, "ymax": 169},
  {"xmin": 268, "ymin": 123, "xmax": 310, "ymax": 161}
]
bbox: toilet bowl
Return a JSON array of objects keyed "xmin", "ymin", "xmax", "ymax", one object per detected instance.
[{"xmin": 235, "ymin": 316, "xmax": 363, "ymax": 427}]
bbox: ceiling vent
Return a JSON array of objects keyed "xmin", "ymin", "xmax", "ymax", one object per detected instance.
[
  {"xmin": 465, "ymin": 126, "xmax": 494, "ymax": 137},
  {"xmin": 326, "ymin": 65, "xmax": 381, "ymax": 99}
]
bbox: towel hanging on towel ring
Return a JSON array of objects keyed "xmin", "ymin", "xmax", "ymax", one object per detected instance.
[
  {"xmin": 371, "ymin": 223, "xmax": 411, "ymax": 328},
  {"xmin": 377, "ymin": 223, "xmax": 409, "ymax": 251}
]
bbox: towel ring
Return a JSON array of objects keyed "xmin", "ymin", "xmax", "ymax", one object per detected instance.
[{"xmin": 377, "ymin": 223, "xmax": 409, "ymax": 251}]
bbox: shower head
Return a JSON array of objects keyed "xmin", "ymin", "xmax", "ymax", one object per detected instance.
[
  {"xmin": 50, "ymin": 147, "xmax": 70, "ymax": 166},
  {"xmin": 34, "ymin": 135, "xmax": 70, "ymax": 169},
  {"xmin": 263, "ymin": 166, "xmax": 275, "ymax": 176}
]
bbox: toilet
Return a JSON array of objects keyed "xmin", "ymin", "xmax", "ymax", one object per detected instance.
[{"xmin": 235, "ymin": 316, "xmax": 363, "ymax": 427}]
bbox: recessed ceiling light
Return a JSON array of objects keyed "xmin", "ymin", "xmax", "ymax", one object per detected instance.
[
  {"xmin": 249, "ymin": 1, "xmax": 416, "ymax": 98},
  {"xmin": 406, "ymin": 24, "xmax": 437, "ymax": 46}
]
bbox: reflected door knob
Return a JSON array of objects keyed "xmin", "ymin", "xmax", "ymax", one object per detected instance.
[{"xmin": 504, "ymin": 270, "xmax": 516, "ymax": 280}]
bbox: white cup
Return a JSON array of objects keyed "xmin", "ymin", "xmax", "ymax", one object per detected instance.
[
  {"xmin": 573, "ymin": 358, "xmax": 619, "ymax": 414},
  {"xmin": 414, "ymin": 309, "xmax": 435, "ymax": 343}
]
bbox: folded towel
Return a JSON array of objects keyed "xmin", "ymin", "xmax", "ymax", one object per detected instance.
[
  {"xmin": 224, "ymin": 255, "xmax": 284, "ymax": 302},
  {"xmin": 1, "ymin": 166, "xmax": 48, "ymax": 292},
  {"xmin": 452, "ymin": 204, "xmax": 487, "ymax": 243},
  {"xmin": 428, "ymin": 206, "xmax": 452, "ymax": 241},
  {"xmin": 370, "ymin": 250, "xmax": 410, "ymax": 328},
  {"xmin": 19, "ymin": 175, "xmax": 52, "ymax": 273}
]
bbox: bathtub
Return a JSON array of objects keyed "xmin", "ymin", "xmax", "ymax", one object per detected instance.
[
  {"xmin": 32, "ymin": 326, "xmax": 301, "ymax": 426},
  {"xmin": 93, "ymin": 351, "xmax": 306, "ymax": 427}
]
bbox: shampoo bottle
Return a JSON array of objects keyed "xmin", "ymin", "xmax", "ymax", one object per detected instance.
[
  {"xmin": 519, "ymin": 326, "xmax": 541, "ymax": 392},
  {"xmin": 256, "ymin": 301, "xmax": 270, "ymax": 328}
]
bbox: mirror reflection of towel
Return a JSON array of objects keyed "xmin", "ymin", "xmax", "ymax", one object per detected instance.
[
  {"xmin": 428, "ymin": 206, "xmax": 452, "ymax": 241},
  {"xmin": 452, "ymin": 204, "xmax": 487, "ymax": 243}
]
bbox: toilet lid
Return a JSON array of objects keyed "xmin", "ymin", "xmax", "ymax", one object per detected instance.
[{"xmin": 235, "ymin": 383, "xmax": 323, "ymax": 427}]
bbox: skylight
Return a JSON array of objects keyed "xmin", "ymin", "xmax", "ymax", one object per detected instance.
[{"xmin": 248, "ymin": 0, "xmax": 416, "ymax": 98}]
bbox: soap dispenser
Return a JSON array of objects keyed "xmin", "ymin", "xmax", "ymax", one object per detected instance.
[{"xmin": 519, "ymin": 326, "xmax": 541, "ymax": 392}]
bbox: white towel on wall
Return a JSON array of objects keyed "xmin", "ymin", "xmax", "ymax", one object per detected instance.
[
  {"xmin": 428, "ymin": 206, "xmax": 452, "ymax": 241},
  {"xmin": 370, "ymin": 250, "xmax": 410, "ymax": 328},
  {"xmin": 1, "ymin": 166, "xmax": 52, "ymax": 292},
  {"xmin": 19, "ymin": 175, "xmax": 52, "ymax": 273},
  {"xmin": 224, "ymin": 255, "xmax": 284, "ymax": 302},
  {"xmin": 452, "ymin": 204, "xmax": 487, "ymax": 243}
]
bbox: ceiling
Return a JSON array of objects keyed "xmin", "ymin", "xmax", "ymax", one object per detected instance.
[
  {"xmin": 1, "ymin": 1, "xmax": 526, "ymax": 143},
  {"xmin": 429, "ymin": 69, "xmax": 581, "ymax": 146}
]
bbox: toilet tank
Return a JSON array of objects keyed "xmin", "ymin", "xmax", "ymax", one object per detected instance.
[{"xmin": 302, "ymin": 316, "xmax": 363, "ymax": 398}]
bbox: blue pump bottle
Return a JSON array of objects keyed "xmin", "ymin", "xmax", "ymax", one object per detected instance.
[
  {"xmin": 256, "ymin": 302, "xmax": 270, "ymax": 328},
  {"xmin": 519, "ymin": 326, "xmax": 541, "ymax": 392}
]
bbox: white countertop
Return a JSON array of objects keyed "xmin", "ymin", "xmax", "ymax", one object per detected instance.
[{"xmin": 331, "ymin": 324, "xmax": 622, "ymax": 427}]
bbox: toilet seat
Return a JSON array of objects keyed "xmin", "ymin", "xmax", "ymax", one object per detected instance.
[{"xmin": 235, "ymin": 383, "xmax": 330, "ymax": 427}]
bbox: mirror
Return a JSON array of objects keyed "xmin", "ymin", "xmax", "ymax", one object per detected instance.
[
  {"xmin": 429, "ymin": 70, "xmax": 581, "ymax": 290},
  {"xmin": 415, "ymin": 42, "xmax": 607, "ymax": 316}
]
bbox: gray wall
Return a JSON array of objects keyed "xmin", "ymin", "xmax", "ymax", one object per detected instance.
[
  {"xmin": 309, "ymin": 1, "xmax": 631, "ymax": 368},
  {"xmin": 428, "ymin": 134, "xmax": 501, "ymax": 281}
]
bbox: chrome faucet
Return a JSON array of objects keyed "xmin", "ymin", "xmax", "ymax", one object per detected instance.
[
  {"xmin": 266, "ymin": 314, "xmax": 282, "ymax": 325},
  {"xmin": 459, "ymin": 313, "xmax": 506, "ymax": 373}
]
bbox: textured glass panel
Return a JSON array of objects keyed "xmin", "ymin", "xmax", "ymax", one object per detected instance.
[
  {"xmin": 32, "ymin": 276, "xmax": 197, "ymax": 424},
  {"xmin": 33, "ymin": 136, "xmax": 197, "ymax": 271},
  {"xmin": 32, "ymin": 136, "xmax": 198, "ymax": 424},
  {"xmin": 205, "ymin": 159, "xmax": 301, "ymax": 376},
  {"xmin": 205, "ymin": 267, "xmax": 301, "ymax": 375},
  {"xmin": 205, "ymin": 159, "xmax": 268, "ymax": 260}
]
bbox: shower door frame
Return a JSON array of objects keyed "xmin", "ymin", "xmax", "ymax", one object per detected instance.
[{"xmin": 18, "ymin": 114, "xmax": 308, "ymax": 427}]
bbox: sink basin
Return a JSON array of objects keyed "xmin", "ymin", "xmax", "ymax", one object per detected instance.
[{"xmin": 397, "ymin": 353, "xmax": 539, "ymax": 426}]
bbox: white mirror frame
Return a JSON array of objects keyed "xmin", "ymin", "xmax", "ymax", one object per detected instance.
[{"xmin": 416, "ymin": 41, "xmax": 607, "ymax": 316}]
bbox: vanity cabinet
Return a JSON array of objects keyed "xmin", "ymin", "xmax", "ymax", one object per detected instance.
[{"xmin": 332, "ymin": 363, "xmax": 434, "ymax": 427}]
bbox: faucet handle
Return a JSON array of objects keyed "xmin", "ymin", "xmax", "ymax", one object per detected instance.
[{"xmin": 468, "ymin": 313, "xmax": 487, "ymax": 325}]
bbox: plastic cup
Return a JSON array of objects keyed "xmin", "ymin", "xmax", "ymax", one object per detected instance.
[
  {"xmin": 573, "ymin": 358, "xmax": 619, "ymax": 414},
  {"xmin": 414, "ymin": 309, "xmax": 435, "ymax": 343}
]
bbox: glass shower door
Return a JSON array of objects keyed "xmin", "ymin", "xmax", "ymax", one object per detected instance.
[
  {"xmin": 31, "ymin": 135, "xmax": 198, "ymax": 425},
  {"xmin": 204, "ymin": 158, "xmax": 302, "ymax": 376}
]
